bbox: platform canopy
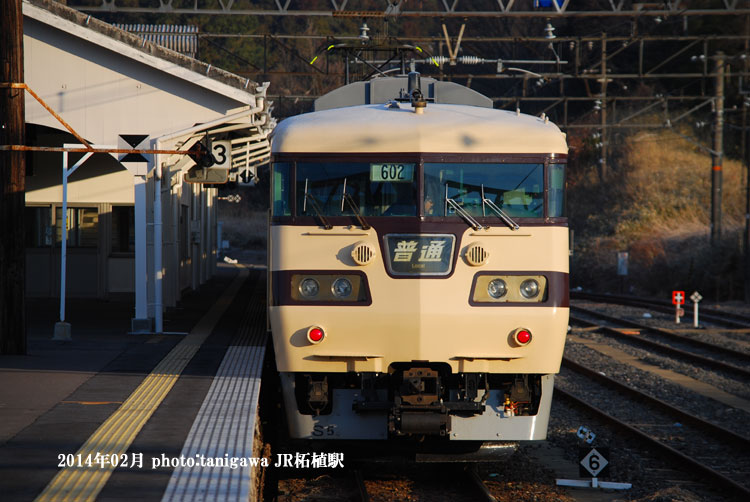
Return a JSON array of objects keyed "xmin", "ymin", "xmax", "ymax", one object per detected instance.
[
  {"xmin": 21, "ymin": 0, "xmax": 275, "ymax": 333},
  {"xmin": 23, "ymin": 0, "xmax": 274, "ymax": 181}
]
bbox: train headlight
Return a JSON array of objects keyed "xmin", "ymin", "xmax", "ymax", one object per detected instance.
[
  {"xmin": 487, "ymin": 279, "xmax": 507, "ymax": 299},
  {"xmin": 331, "ymin": 278, "xmax": 353, "ymax": 298},
  {"xmin": 472, "ymin": 274, "xmax": 547, "ymax": 303},
  {"xmin": 290, "ymin": 273, "xmax": 370, "ymax": 303},
  {"xmin": 519, "ymin": 279, "xmax": 540, "ymax": 299},
  {"xmin": 299, "ymin": 278, "xmax": 320, "ymax": 298}
]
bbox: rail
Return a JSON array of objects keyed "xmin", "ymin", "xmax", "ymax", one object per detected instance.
[
  {"xmin": 571, "ymin": 291, "xmax": 750, "ymax": 329},
  {"xmin": 569, "ymin": 310, "xmax": 750, "ymax": 380},
  {"xmin": 571, "ymin": 306, "xmax": 750, "ymax": 364},
  {"xmin": 562, "ymin": 357, "xmax": 750, "ymax": 449},
  {"xmin": 555, "ymin": 388, "xmax": 750, "ymax": 500}
]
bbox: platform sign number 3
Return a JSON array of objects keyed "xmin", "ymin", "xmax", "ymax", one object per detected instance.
[
  {"xmin": 212, "ymin": 141, "xmax": 231, "ymax": 169},
  {"xmin": 579, "ymin": 447, "xmax": 610, "ymax": 478}
]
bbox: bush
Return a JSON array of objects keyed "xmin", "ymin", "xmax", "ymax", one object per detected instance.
[{"xmin": 569, "ymin": 128, "xmax": 746, "ymax": 301}]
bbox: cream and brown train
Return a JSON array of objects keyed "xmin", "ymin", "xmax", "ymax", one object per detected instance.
[{"xmin": 268, "ymin": 74, "xmax": 568, "ymax": 445}]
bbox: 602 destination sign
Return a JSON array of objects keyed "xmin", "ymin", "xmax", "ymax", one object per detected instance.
[{"xmin": 370, "ymin": 163, "xmax": 415, "ymax": 183}]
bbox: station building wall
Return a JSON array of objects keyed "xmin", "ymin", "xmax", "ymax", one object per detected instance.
[{"xmin": 24, "ymin": 126, "xmax": 218, "ymax": 304}]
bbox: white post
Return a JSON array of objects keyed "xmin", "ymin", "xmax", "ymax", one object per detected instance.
[
  {"xmin": 154, "ymin": 145, "xmax": 163, "ymax": 334},
  {"xmin": 201, "ymin": 186, "xmax": 207, "ymax": 284},
  {"xmin": 694, "ymin": 301, "xmax": 699, "ymax": 327},
  {"xmin": 133, "ymin": 175, "xmax": 148, "ymax": 329},
  {"xmin": 675, "ymin": 303, "xmax": 680, "ymax": 324},
  {"xmin": 690, "ymin": 291, "xmax": 703, "ymax": 328},
  {"xmin": 54, "ymin": 148, "xmax": 94, "ymax": 340},
  {"xmin": 59, "ymin": 151, "xmax": 68, "ymax": 323}
]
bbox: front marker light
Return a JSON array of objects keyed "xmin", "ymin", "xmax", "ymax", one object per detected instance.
[{"xmin": 520, "ymin": 279, "xmax": 540, "ymax": 299}]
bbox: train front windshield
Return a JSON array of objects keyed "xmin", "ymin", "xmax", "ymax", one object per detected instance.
[
  {"xmin": 271, "ymin": 161, "xmax": 565, "ymax": 219},
  {"xmin": 424, "ymin": 163, "xmax": 566, "ymax": 218},
  {"xmin": 295, "ymin": 162, "xmax": 418, "ymax": 217}
]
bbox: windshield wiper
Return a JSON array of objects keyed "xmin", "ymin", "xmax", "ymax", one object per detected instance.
[
  {"xmin": 340, "ymin": 179, "xmax": 371, "ymax": 230},
  {"xmin": 342, "ymin": 193, "xmax": 371, "ymax": 229},
  {"xmin": 480, "ymin": 184, "xmax": 519, "ymax": 231},
  {"xmin": 444, "ymin": 184, "xmax": 485, "ymax": 230},
  {"xmin": 482, "ymin": 198, "xmax": 520, "ymax": 231},
  {"xmin": 303, "ymin": 178, "xmax": 332, "ymax": 230},
  {"xmin": 446, "ymin": 197, "xmax": 486, "ymax": 231}
]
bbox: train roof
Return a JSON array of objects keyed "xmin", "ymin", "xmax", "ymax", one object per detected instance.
[
  {"xmin": 313, "ymin": 76, "xmax": 494, "ymax": 111},
  {"xmin": 272, "ymin": 103, "xmax": 568, "ymax": 155}
]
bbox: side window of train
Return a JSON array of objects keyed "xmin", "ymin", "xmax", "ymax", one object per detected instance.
[
  {"xmin": 548, "ymin": 164, "xmax": 566, "ymax": 218},
  {"xmin": 272, "ymin": 162, "xmax": 292, "ymax": 216}
]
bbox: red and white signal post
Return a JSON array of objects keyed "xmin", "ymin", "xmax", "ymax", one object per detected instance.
[{"xmin": 672, "ymin": 291, "xmax": 685, "ymax": 324}]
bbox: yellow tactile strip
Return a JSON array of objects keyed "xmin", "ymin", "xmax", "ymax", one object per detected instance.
[{"xmin": 35, "ymin": 266, "xmax": 250, "ymax": 502}]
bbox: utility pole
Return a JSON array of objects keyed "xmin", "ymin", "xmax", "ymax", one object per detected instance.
[
  {"xmin": 600, "ymin": 32, "xmax": 608, "ymax": 180},
  {"xmin": 710, "ymin": 52, "xmax": 724, "ymax": 246},
  {"xmin": 0, "ymin": 0, "xmax": 27, "ymax": 354},
  {"xmin": 744, "ymin": 18, "xmax": 750, "ymax": 301}
]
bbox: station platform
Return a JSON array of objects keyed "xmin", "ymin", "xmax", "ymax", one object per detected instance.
[{"xmin": 0, "ymin": 259, "xmax": 268, "ymax": 502}]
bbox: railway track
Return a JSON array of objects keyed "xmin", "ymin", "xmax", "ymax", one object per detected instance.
[
  {"xmin": 570, "ymin": 307, "xmax": 750, "ymax": 380},
  {"xmin": 561, "ymin": 357, "xmax": 750, "ymax": 450},
  {"xmin": 572, "ymin": 306, "xmax": 750, "ymax": 362},
  {"xmin": 353, "ymin": 465, "xmax": 500, "ymax": 502},
  {"xmin": 559, "ymin": 297, "xmax": 750, "ymax": 500},
  {"xmin": 275, "ymin": 462, "xmax": 512, "ymax": 502},
  {"xmin": 571, "ymin": 291, "xmax": 750, "ymax": 329},
  {"xmin": 555, "ymin": 371, "xmax": 750, "ymax": 500}
]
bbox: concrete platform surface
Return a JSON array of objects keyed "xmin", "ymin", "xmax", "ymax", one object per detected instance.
[{"xmin": 0, "ymin": 262, "xmax": 262, "ymax": 502}]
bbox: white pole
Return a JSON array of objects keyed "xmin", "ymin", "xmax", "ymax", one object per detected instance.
[
  {"xmin": 675, "ymin": 303, "xmax": 680, "ymax": 324},
  {"xmin": 60, "ymin": 152, "xmax": 68, "ymax": 323},
  {"xmin": 134, "ymin": 175, "xmax": 148, "ymax": 323},
  {"xmin": 154, "ymin": 144, "xmax": 163, "ymax": 334},
  {"xmin": 694, "ymin": 301, "xmax": 699, "ymax": 328},
  {"xmin": 58, "ymin": 149, "xmax": 94, "ymax": 324}
]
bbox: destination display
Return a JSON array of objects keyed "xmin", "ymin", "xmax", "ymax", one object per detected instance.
[
  {"xmin": 384, "ymin": 234, "xmax": 455, "ymax": 276},
  {"xmin": 370, "ymin": 163, "xmax": 415, "ymax": 183}
]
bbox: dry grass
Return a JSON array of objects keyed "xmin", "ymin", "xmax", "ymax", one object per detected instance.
[
  {"xmin": 617, "ymin": 130, "xmax": 744, "ymax": 238},
  {"xmin": 569, "ymin": 128, "xmax": 746, "ymax": 300}
]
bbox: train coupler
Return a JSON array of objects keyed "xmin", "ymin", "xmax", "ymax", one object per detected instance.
[
  {"xmin": 390, "ymin": 408, "xmax": 451, "ymax": 436},
  {"xmin": 353, "ymin": 367, "xmax": 489, "ymax": 436},
  {"xmin": 294, "ymin": 374, "xmax": 332, "ymax": 415}
]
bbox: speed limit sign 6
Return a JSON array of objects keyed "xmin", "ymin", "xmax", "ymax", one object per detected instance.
[{"xmin": 579, "ymin": 447, "xmax": 610, "ymax": 478}]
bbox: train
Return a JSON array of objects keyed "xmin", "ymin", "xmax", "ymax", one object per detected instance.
[{"xmin": 267, "ymin": 73, "xmax": 568, "ymax": 446}]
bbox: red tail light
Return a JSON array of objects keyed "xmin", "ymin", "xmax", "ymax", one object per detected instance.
[
  {"xmin": 514, "ymin": 328, "xmax": 532, "ymax": 346},
  {"xmin": 307, "ymin": 326, "xmax": 325, "ymax": 344}
]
